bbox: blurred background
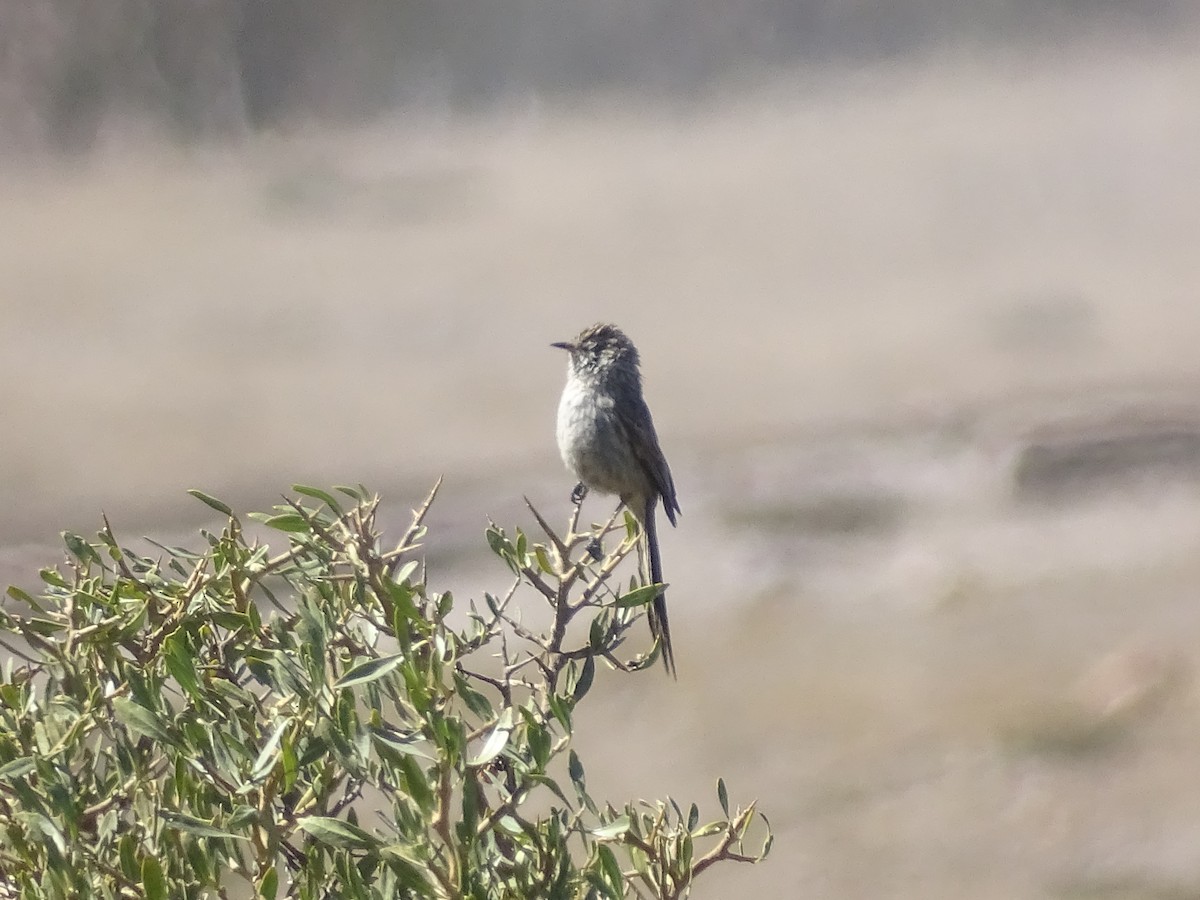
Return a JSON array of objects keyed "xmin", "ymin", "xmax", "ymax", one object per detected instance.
[{"xmin": 4, "ymin": 1, "xmax": 1200, "ymax": 896}]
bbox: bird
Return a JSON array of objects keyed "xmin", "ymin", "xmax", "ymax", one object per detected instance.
[{"xmin": 551, "ymin": 323, "xmax": 680, "ymax": 675}]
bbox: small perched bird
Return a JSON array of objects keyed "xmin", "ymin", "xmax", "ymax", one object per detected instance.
[{"xmin": 552, "ymin": 323, "xmax": 680, "ymax": 675}]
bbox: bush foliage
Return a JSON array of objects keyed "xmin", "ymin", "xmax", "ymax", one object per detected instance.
[{"xmin": 0, "ymin": 483, "xmax": 770, "ymax": 898}]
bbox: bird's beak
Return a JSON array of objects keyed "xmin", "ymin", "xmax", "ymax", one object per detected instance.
[{"xmin": 550, "ymin": 341, "xmax": 574, "ymax": 351}]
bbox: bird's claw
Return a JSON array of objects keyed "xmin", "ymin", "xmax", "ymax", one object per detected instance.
[{"xmin": 570, "ymin": 482, "xmax": 589, "ymax": 505}]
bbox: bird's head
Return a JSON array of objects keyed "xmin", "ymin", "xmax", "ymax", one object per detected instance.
[{"xmin": 551, "ymin": 323, "xmax": 640, "ymax": 378}]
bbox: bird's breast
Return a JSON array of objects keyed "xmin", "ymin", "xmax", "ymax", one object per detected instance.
[{"xmin": 556, "ymin": 379, "xmax": 641, "ymax": 498}]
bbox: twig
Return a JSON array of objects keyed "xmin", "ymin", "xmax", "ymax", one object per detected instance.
[
  {"xmin": 388, "ymin": 477, "xmax": 442, "ymax": 565},
  {"xmin": 523, "ymin": 497, "xmax": 568, "ymax": 562}
]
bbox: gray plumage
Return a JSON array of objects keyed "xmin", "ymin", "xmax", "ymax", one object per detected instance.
[{"xmin": 552, "ymin": 323, "xmax": 680, "ymax": 675}]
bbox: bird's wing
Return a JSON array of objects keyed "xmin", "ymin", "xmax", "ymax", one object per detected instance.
[{"xmin": 620, "ymin": 398, "xmax": 680, "ymax": 527}]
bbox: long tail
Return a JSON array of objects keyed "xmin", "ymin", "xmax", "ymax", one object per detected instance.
[{"xmin": 643, "ymin": 498, "xmax": 676, "ymax": 678}]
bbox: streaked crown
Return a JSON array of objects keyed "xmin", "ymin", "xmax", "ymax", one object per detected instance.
[{"xmin": 553, "ymin": 323, "xmax": 641, "ymax": 378}]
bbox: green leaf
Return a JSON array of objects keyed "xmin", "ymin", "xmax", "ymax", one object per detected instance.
[
  {"xmin": 485, "ymin": 527, "xmax": 518, "ymax": 573},
  {"xmin": 392, "ymin": 560, "xmax": 419, "ymax": 585},
  {"xmin": 112, "ymin": 601, "xmax": 148, "ymax": 642},
  {"xmin": 371, "ymin": 728, "xmax": 433, "ymax": 760},
  {"xmin": 398, "ymin": 753, "xmax": 434, "ymax": 813},
  {"xmin": 454, "ymin": 675, "xmax": 495, "ymax": 720},
  {"xmin": 20, "ymin": 812, "xmax": 66, "ymax": 855},
  {"xmin": 380, "ymin": 845, "xmax": 434, "ymax": 893},
  {"xmin": 598, "ymin": 843, "xmax": 623, "ymax": 892},
  {"xmin": 160, "ymin": 811, "xmax": 244, "ymax": 841},
  {"xmin": 253, "ymin": 513, "xmax": 311, "ymax": 533},
  {"xmin": 460, "ymin": 766, "xmax": 479, "ymax": 832},
  {"xmin": 228, "ymin": 806, "xmax": 259, "ymax": 831},
  {"xmin": 6, "ymin": 585, "xmax": 42, "ymax": 610},
  {"xmin": 21, "ymin": 617, "xmax": 65, "ymax": 636},
  {"xmin": 588, "ymin": 615, "xmax": 606, "ymax": 650},
  {"xmin": 717, "ymin": 778, "xmax": 729, "ymax": 817},
  {"xmin": 669, "ymin": 796, "xmax": 683, "ymax": 822},
  {"xmin": 39, "ymin": 567, "xmax": 67, "ymax": 588},
  {"xmin": 163, "ymin": 632, "xmax": 201, "ymax": 698},
  {"xmin": 291, "ymin": 485, "xmax": 343, "ymax": 514},
  {"xmin": 206, "ymin": 610, "xmax": 251, "ymax": 631},
  {"xmin": 295, "ymin": 735, "xmax": 330, "ymax": 769},
  {"xmin": 614, "ymin": 583, "xmax": 662, "ymax": 609},
  {"xmin": 469, "ymin": 710, "xmax": 513, "ymax": 767},
  {"xmin": 111, "ymin": 697, "xmax": 178, "ymax": 748},
  {"xmin": 62, "ymin": 532, "xmax": 99, "ymax": 564},
  {"xmin": 187, "ymin": 489, "xmax": 233, "ymax": 516},
  {"xmin": 572, "ymin": 655, "xmax": 595, "ymax": 702},
  {"xmin": 534, "ymin": 773, "xmax": 575, "ymax": 811},
  {"xmin": 497, "ymin": 815, "xmax": 529, "ymax": 838},
  {"xmin": 0, "ymin": 757, "xmax": 36, "ymax": 780},
  {"xmin": 622, "ymin": 509, "xmax": 638, "ymax": 537},
  {"xmin": 334, "ymin": 653, "xmax": 405, "ymax": 689},
  {"xmin": 143, "ymin": 537, "xmax": 205, "ymax": 561},
  {"xmin": 119, "ymin": 835, "xmax": 138, "ymax": 879},
  {"xmin": 332, "ymin": 483, "xmax": 362, "ymax": 499},
  {"xmin": 524, "ymin": 711, "xmax": 551, "ymax": 771},
  {"xmin": 547, "ymin": 692, "xmax": 573, "ymax": 731},
  {"xmin": 142, "ymin": 856, "xmax": 166, "ymax": 900},
  {"xmin": 485, "ymin": 527, "xmax": 509, "ymax": 556},
  {"xmin": 257, "ymin": 865, "xmax": 279, "ymax": 899},
  {"xmin": 735, "ymin": 804, "xmax": 757, "ymax": 839},
  {"xmin": 281, "ymin": 733, "xmax": 298, "ymax": 793},
  {"xmin": 691, "ymin": 821, "xmax": 724, "ymax": 838},
  {"xmin": 297, "ymin": 816, "xmax": 379, "ymax": 850},
  {"xmin": 568, "ymin": 750, "xmax": 585, "ymax": 790},
  {"xmin": 186, "ymin": 839, "xmax": 211, "ymax": 883},
  {"xmin": 591, "ymin": 815, "xmax": 631, "ymax": 840},
  {"xmin": 248, "ymin": 718, "xmax": 291, "ymax": 783}
]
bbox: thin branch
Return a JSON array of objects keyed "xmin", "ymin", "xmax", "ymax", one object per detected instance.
[
  {"xmin": 388, "ymin": 476, "xmax": 442, "ymax": 566},
  {"xmin": 689, "ymin": 806, "xmax": 762, "ymax": 881},
  {"xmin": 0, "ymin": 636, "xmax": 39, "ymax": 666},
  {"xmin": 523, "ymin": 496, "xmax": 568, "ymax": 562}
]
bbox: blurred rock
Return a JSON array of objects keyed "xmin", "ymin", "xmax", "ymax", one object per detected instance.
[
  {"xmin": 999, "ymin": 641, "xmax": 1184, "ymax": 759},
  {"xmin": 1069, "ymin": 640, "xmax": 1183, "ymax": 723},
  {"xmin": 1013, "ymin": 409, "xmax": 1200, "ymax": 501},
  {"xmin": 983, "ymin": 292, "xmax": 1099, "ymax": 356},
  {"xmin": 724, "ymin": 490, "xmax": 907, "ymax": 539}
]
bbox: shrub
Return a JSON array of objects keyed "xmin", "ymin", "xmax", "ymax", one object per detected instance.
[{"xmin": 0, "ymin": 483, "xmax": 770, "ymax": 898}]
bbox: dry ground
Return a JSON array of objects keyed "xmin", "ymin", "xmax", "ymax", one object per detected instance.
[{"xmin": 4, "ymin": 34, "xmax": 1200, "ymax": 898}]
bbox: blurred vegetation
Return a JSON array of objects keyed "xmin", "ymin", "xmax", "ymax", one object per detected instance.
[
  {"xmin": 0, "ymin": 483, "xmax": 769, "ymax": 898},
  {"xmin": 0, "ymin": 0, "xmax": 1194, "ymax": 152}
]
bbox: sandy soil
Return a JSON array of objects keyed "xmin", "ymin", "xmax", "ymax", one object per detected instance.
[{"xmin": 4, "ymin": 36, "xmax": 1200, "ymax": 898}]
